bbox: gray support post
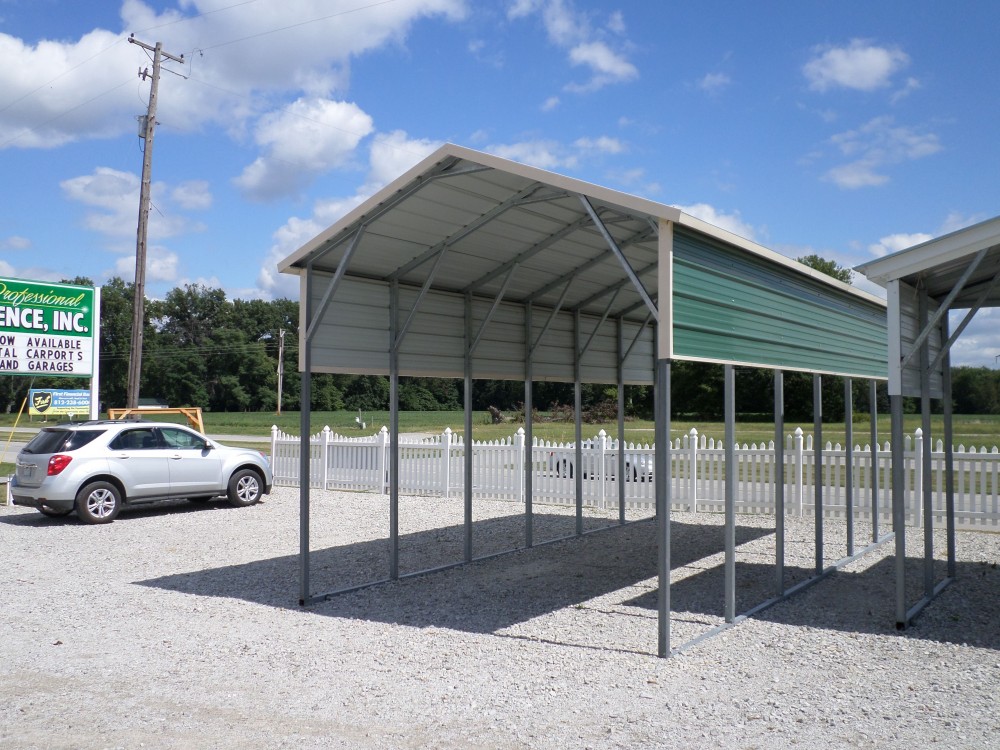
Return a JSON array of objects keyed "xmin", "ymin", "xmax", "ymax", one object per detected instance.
[
  {"xmin": 774, "ymin": 370, "xmax": 785, "ymax": 597},
  {"xmin": 574, "ymin": 310, "xmax": 583, "ymax": 536},
  {"xmin": 919, "ymin": 294, "xmax": 934, "ymax": 597},
  {"xmin": 891, "ymin": 393, "xmax": 907, "ymax": 627},
  {"xmin": 724, "ymin": 365, "xmax": 736, "ymax": 623},
  {"xmin": 943, "ymin": 345, "xmax": 956, "ymax": 578},
  {"xmin": 870, "ymin": 380, "xmax": 880, "ymax": 541},
  {"xmin": 389, "ymin": 281, "xmax": 400, "ymax": 580},
  {"xmin": 845, "ymin": 378, "xmax": 855, "ymax": 557},
  {"xmin": 655, "ymin": 358, "xmax": 672, "ymax": 657},
  {"xmin": 464, "ymin": 293, "xmax": 474, "ymax": 563},
  {"xmin": 298, "ymin": 265, "xmax": 314, "ymax": 605},
  {"xmin": 814, "ymin": 375, "xmax": 823, "ymax": 573},
  {"xmin": 525, "ymin": 302, "xmax": 534, "ymax": 549},
  {"xmin": 617, "ymin": 317, "xmax": 626, "ymax": 525}
]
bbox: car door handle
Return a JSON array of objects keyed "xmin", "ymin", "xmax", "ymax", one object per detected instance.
[{"xmin": 170, "ymin": 454, "xmax": 184, "ymax": 460}]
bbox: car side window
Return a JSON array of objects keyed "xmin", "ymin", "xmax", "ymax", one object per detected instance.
[
  {"xmin": 160, "ymin": 427, "xmax": 207, "ymax": 450},
  {"xmin": 110, "ymin": 428, "xmax": 159, "ymax": 450}
]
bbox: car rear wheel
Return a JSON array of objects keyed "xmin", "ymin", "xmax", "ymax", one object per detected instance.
[
  {"xmin": 38, "ymin": 504, "xmax": 73, "ymax": 518},
  {"xmin": 227, "ymin": 469, "xmax": 262, "ymax": 508},
  {"xmin": 76, "ymin": 481, "xmax": 121, "ymax": 524}
]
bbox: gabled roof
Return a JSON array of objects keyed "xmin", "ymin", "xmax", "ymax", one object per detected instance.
[
  {"xmin": 856, "ymin": 215, "xmax": 1000, "ymax": 307},
  {"xmin": 279, "ymin": 143, "xmax": 879, "ymax": 323}
]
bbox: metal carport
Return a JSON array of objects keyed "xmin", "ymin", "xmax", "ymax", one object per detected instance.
[
  {"xmin": 278, "ymin": 143, "xmax": 890, "ymax": 657},
  {"xmin": 857, "ymin": 215, "xmax": 1000, "ymax": 629}
]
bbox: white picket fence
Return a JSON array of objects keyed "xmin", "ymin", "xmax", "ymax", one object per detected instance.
[{"xmin": 269, "ymin": 425, "xmax": 1000, "ymax": 528}]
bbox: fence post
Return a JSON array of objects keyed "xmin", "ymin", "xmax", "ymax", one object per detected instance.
[
  {"xmin": 597, "ymin": 429, "xmax": 607, "ymax": 509},
  {"xmin": 378, "ymin": 426, "xmax": 389, "ymax": 494},
  {"xmin": 270, "ymin": 424, "xmax": 278, "ymax": 467},
  {"xmin": 442, "ymin": 427, "xmax": 452, "ymax": 499},
  {"xmin": 689, "ymin": 428, "xmax": 698, "ymax": 512},
  {"xmin": 321, "ymin": 426, "xmax": 331, "ymax": 489},
  {"xmin": 913, "ymin": 428, "xmax": 923, "ymax": 528},
  {"xmin": 515, "ymin": 428, "xmax": 525, "ymax": 503},
  {"xmin": 794, "ymin": 427, "xmax": 804, "ymax": 516}
]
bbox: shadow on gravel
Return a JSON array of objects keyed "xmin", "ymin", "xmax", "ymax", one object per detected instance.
[
  {"xmin": 136, "ymin": 516, "xmax": 771, "ymax": 629},
  {"xmin": 0, "ymin": 498, "xmax": 243, "ymax": 526},
  {"xmin": 625, "ymin": 555, "xmax": 1000, "ymax": 651},
  {"xmin": 134, "ymin": 507, "xmax": 1000, "ymax": 653}
]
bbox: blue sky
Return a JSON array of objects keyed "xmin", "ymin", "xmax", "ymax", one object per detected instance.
[{"xmin": 1, "ymin": 0, "xmax": 998, "ymax": 365}]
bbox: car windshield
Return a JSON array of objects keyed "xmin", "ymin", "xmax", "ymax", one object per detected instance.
[{"xmin": 22, "ymin": 428, "xmax": 105, "ymax": 454}]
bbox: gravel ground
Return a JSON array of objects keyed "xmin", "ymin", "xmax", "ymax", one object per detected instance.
[{"xmin": 2, "ymin": 487, "xmax": 999, "ymax": 749}]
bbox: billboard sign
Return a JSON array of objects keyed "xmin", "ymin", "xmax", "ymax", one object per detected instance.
[
  {"xmin": 0, "ymin": 278, "xmax": 96, "ymax": 377},
  {"xmin": 28, "ymin": 388, "xmax": 92, "ymax": 417}
]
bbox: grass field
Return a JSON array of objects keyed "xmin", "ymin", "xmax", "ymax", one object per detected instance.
[{"xmin": 4, "ymin": 409, "xmax": 1000, "ymax": 449}]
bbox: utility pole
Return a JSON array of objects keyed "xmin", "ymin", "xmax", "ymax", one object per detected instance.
[
  {"xmin": 125, "ymin": 35, "xmax": 183, "ymax": 409},
  {"xmin": 276, "ymin": 329, "xmax": 285, "ymax": 415}
]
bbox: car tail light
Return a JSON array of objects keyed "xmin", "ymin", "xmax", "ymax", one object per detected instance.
[{"xmin": 47, "ymin": 454, "xmax": 73, "ymax": 476}]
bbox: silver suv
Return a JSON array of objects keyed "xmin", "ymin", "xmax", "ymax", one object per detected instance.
[{"xmin": 11, "ymin": 420, "xmax": 273, "ymax": 524}]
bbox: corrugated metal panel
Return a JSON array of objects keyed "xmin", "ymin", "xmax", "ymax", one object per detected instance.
[
  {"xmin": 897, "ymin": 281, "xmax": 944, "ymax": 398},
  {"xmin": 306, "ymin": 275, "xmax": 391, "ymax": 375},
  {"xmin": 671, "ymin": 227, "xmax": 888, "ymax": 378}
]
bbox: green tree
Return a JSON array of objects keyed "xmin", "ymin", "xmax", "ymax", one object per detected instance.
[{"xmin": 796, "ymin": 254, "xmax": 854, "ymax": 284}]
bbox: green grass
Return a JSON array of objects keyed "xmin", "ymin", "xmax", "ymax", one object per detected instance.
[{"xmin": 3, "ymin": 410, "xmax": 1000, "ymax": 459}]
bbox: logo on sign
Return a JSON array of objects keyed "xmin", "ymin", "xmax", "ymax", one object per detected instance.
[{"xmin": 32, "ymin": 391, "xmax": 52, "ymax": 413}]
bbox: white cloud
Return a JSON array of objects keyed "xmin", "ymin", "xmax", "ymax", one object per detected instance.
[
  {"xmin": 823, "ymin": 116, "xmax": 942, "ymax": 189},
  {"xmin": 572, "ymin": 136, "xmax": 624, "ymax": 154},
  {"xmin": 1, "ymin": 236, "xmax": 31, "ymax": 251},
  {"xmin": 114, "ymin": 246, "xmax": 179, "ymax": 283},
  {"xmin": 890, "ymin": 76, "xmax": 921, "ymax": 104},
  {"xmin": 698, "ymin": 72, "xmax": 731, "ymax": 94},
  {"xmin": 0, "ymin": 0, "xmax": 465, "ymax": 150},
  {"xmin": 674, "ymin": 203, "xmax": 758, "ymax": 241},
  {"xmin": 256, "ymin": 131, "xmax": 442, "ymax": 298},
  {"xmin": 565, "ymin": 40, "xmax": 637, "ymax": 92},
  {"xmin": 508, "ymin": 0, "xmax": 637, "ymax": 93},
  {"xmin": 541, "ymin": 96, "xmax": 560, "ymax": 112},
  {"xmin": 171, "ymin": 180, "xmax": 212, "ymax": 210},
  {"xmin": 234, "ymin": 97, "xmax": 374, "ymax": 200},
  {"xmin": 60, "ymin": 166, "xmax": 206, "ymax": 284},
  {"xmin": 804, "ymin": 39, "xmax": 910, "ymax": 92},
  {"xmin": 867, "ymin": 232, "xmax": 934, "ymax": 258},
  {"xmin": 61, "ymin": 167, "xmax": 202, "ymax": 240},
  {"xmin": 367, "ymin": 131, "xmax": 442, "ymax": 187},
  {"xmin": 488, "ymin": 139, "xmax": 576, "ymax": 170}
]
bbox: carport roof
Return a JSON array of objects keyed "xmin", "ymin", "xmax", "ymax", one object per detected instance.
[
  {"xmin": 856, "ymin": 215, "xmax": 1000, "ymax": 307},
  {"xmin": 278, "ymin": 143, "xmax": 878, "ymax": 324}
]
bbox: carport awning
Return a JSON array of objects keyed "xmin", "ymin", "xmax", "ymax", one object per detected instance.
[
  {"xmin": 279, "ymin": 144, "xmax": 887, "ymax": 383},
  {"xmin": 857, "ymin": 215, "xmax": 1000, "ymax": 396}
]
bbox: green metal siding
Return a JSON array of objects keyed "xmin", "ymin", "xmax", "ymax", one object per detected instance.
[{"xmin": 672, "ymin": 228, "xmax": 888, "ymax": 378}]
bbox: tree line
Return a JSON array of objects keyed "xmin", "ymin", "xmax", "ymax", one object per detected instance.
[{"xmin": 0, "ymin": 275, "xmax": 993, "ymax": 419}]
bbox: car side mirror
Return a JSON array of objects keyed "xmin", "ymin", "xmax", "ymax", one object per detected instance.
[{"xmin": 202, "ymin": 440, "xmax": 214, "ymax": 451}]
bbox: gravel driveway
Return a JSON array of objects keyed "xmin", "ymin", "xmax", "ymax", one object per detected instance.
[{"xmin": 2, "ymin": 487, "xmax": 998, "ymax": 749}]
